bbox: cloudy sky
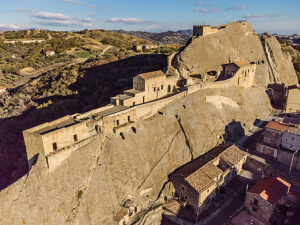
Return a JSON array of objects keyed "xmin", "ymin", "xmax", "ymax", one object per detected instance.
[{"xmin": 0, "ymin": 0, "xmax": 299, "ymax": 34}]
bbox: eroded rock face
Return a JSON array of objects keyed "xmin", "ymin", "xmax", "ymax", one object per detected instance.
[
  {"xmin": 0, "ymin": 86, "xmax": 272, "ymax": 225},
  {"xmin": 170, "ymin": 21, "xmax": 297, "ymax": 86}
]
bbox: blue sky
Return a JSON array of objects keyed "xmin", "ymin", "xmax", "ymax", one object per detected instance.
[{"xmin": 0, "ymin": 0, "xmax": 299, "ymax": 34}]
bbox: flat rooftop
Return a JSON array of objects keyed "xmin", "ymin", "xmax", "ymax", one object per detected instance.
[{"xmin": 34, "ymin": 117, "xmax": 79, "ymax": 135}]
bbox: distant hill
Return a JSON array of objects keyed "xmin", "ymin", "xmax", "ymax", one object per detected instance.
[
  {"xmin": 177, "ymin": 29, "xmax": 193, "ymax": 36},
  {"xmin": 111, "ymin": 30, "xmax": 191, "ymax": 45}
]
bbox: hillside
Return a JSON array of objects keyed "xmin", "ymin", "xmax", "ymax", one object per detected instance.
[
  {"xmin": 111, "ymin": 30, "xmax": 191, "ymax": 45},
  {"xmin": 0, "ymin": 21, "xmax": 298, "ymax": 225}
]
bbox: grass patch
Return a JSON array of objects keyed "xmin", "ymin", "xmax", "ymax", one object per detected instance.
[
  {"xmin": 74, "ymin": 50, "xmax": 91, "ymax": 58},
  {"xmin": 77, "ymin": 190, "xmax": 83, "ymax": 199}
]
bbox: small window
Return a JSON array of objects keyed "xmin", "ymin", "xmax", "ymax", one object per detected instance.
[
  {"xmin": 116, "ymin": 119, "xmax": 119, "ymax": 126},
  {"xmin": 133, "ymin": 102, "xmax": 135, "ymax": 106},
  {"xmin": 253, "ymin": 198, "xmax": 258, "ymax": 206},
  {"xmin": 161, "ymin": 84, "xmax": 163, "ymax": 90},
  {"xmin": 182, "ymin": 186, "xmax": 184, "ymax": 190},
  {"xmin": 73, "ymin": 134, "xmax": 78, "ymax": 142},
  {"xmin": 95, "ymin": 125, "xmax": 100, "ymax": 133},
  {"xmin": 292, "ymin": 137, "xmax": 294, "ymax": 140},
  {"xmin": 128, "ymin": 116, "xmax": 130, "ymax": 122},
  {"xmin": 53, "ymin": 142, "xmax": 57, "ymax": 151},
  {"xmin": 153, "ymin": 87, "xmax": 156, "ymax": 91}
]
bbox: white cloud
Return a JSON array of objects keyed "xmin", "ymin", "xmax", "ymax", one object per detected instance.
[
  {"xmin": 62, "ymin": 0, "xmax": 84, "ymax": 5},
  {"xmin": 29, "ymin": 10, "xmax": 71, "ymax": 20},
  {"xmin": 37, "ymin": 19, "xmax": 91, "ymax": 27},
  {"xmin": 193, "ymin": 8, "xmax": 220, "ymax": 13},
  {"xmin": 243, "ymin": 14, "xmax": 284, "ymax": 19},
  {"xmin": 80, "ymin": 18, "xmax": 96, "ymax": 22},
  {"xmin": 0, "ymin": 24, "xmax": 26, "ymax": 31},
  {"xmin": 105, "ymin": 18, "xmax": 153, "ymax": 25},
  {"xmin": 225, "ymin": 6, "xmax": 247, "ymax": 11}
]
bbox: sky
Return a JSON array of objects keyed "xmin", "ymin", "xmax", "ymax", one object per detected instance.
[{"xmin": 0, "ymin": 0, "xmax": 299, "ymax": 34}]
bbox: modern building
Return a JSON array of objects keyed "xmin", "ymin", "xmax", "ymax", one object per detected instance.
[
  {"xmin": 245, "ymin": 177, "xmax": 291, "ymax": 223},
  {"xmin": 169, "ymin": 144, "xmax": 247, "ymax": 214}
]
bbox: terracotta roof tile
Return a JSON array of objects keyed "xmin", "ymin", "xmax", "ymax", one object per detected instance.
[
  {"xmin": 266, "ymin": 121, "xmax": 287, "ymax": 132},
  {"xmin": 248, "ymin": 177, "xmax": 291, "ymax": 204}
]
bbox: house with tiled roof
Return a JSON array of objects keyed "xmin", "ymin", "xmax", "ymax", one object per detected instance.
[
  {"xmin": 0, "ymin": 86, "xmax": 6, "ymax": 94},
  {"xmin": 257, "ymin": 120, "xmax": 300, "ymax": 171},
  {"xmin": 245, "ymin": 177, "xmax": 291, "ymax": 223},
  {"xmin": 169, "ymin": 144, "xmax": 247, "ymax": 214}
]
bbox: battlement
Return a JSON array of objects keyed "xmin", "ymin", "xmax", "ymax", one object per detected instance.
[{"xmin": 193, "ymin": 25, "xmax": 219, "ymax": 37}]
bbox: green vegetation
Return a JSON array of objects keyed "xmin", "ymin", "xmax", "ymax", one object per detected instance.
[
  {"xmin": 77, "ymin": 190, "xmax": 83, "ymax": 199},
  {"xmin": 74, "ymin": 50, "xmax": 91, "ymax": 58}
]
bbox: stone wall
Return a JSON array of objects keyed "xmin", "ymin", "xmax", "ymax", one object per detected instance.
[{"xmin": 245, "ymin": 192, "xmax": 274, "ymax": 222}]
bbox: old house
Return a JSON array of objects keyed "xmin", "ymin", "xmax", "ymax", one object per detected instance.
[
  {"xmin": 223, "ymin": 61, "xmax": 256, "ymax": 88},
  {"xmin": 257, "ymin": 121, "xmax": 286, "ymax": 158},
  {"xmin": 282, "ymin": 127, "xmax": 300, "ymax": 152},
  {"xmin": 46, "ymin": 50, "xmax": 55, "ymax": 57},
  {"xmin": 0, "ymin": 86, "xmax": 6, "ymax": 93},
  {"xmin": 245, "ymin": 177, "xmax": 291, "ymax": 223},
  {"xmin": 111, "ymin": 70, "xmax": 177, "ymax": 107},
  {"xmin": 169, "ymin": 144, "xmax": 247, "ymax": 214}
]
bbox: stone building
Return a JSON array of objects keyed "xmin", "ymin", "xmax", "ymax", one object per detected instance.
[
  {"xmin": 111, "ymin": 70, "xmax": 177, "ymax": 107},
  {"xmin": 45, "ymin": 50, "xmax": 55, "ymax": 57},
  {"xmin": 245, "ymin": 177, "xmax": 291, "ymax": 223},
  {"xmin": 0, "ymin": 86, "xmax": 6, "ymax": 94},
  {"xmin": 257, "ymin": 120, "xmax": 300, "ymax": 167},
  {"xmin": 193, "ymin": 25, "xmax": 219, "ymax": 37},
  {"xmin": 282, "ymin": 126, "xmax": 300, "ymax": 152},
  {"xmin": 169, "ymin": 144, "xmax": 247, "ymax": 214},
  {"xmin": 223, "ymin": 61, "xmax": 256, "ymax": 88}
]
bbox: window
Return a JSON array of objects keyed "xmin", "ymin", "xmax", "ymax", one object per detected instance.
[
  {"xmin": 53, "ymin": 142, "xmax": 57, "ymax": 151},
  {"xmin": 253, "ymin": 198, "xmax": 258, "ymax": 206},
  {"xmin": 153, "ymin": 87, "xmax": 156, "ymax": 91},
  {"xmin": 73, "ymin": 134, "xmax": 78, "ymax": 142},
  {"xmin": 182, "ymin": 186, "xmax": 184, "ymax": 191},
  {"xmin": 292, "ymin": 137, "xmax": 294, "ymax": 140},
  {"xmin": 133, "ymin": 102, "xmax": 135, "ymax": 106},
  {"xmin": 128, "ymin": 116, "xmax": 130, "ymax": 122},
  {"xmin": 116, "ymin": 119, "xmax": 119, "ymax": 126},
  {"xmin": 161, "ymin": 84, "xmax": 163, "ymax": 90},
  {"xmin": 168, "ymin": 85, "xmax": 171, "ymax": 92},
  {"xmin": 95, "ymin": 125, "xmax": 100, "ymax": 133}
]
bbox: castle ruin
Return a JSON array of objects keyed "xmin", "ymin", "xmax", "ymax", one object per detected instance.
[{"xmin": 23, "ymin": 23, "xmax": 259, "ymax": 171}]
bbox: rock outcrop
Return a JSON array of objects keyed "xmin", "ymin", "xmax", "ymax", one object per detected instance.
[
  {"xmin": 169, "ymin": 21, "xmax": 297, "ymax": 86},
  {"xmin": 0, "ymin": 21, "xmax": 298, "ymax": 225},
  {"xmin": 0, "ymin": 86, "xmax": 272, "ymax": 225}
]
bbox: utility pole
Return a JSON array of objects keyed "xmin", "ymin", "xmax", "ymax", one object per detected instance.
[{"xmin": 289, "ymin": 148, "xmax": 300, "ymax": 175}]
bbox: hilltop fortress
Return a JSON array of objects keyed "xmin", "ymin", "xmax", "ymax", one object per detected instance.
[
  {"xmin": 22, "ymin": 21, "xmax": 295, "ymax": 171},
  {"xmin": 1, "ymin": 20, "xmax": 298, "ymax": 225},
  {"xmin": 23, "ymin": 53, "xmax": 257, "ymax": 170}
]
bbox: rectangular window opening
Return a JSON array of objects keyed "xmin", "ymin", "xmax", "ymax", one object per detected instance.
[
  {"xmin": 128, "ymin": 116, "xmax": 130, "ymax": 122},
  {"xmin": 53, "ymin": 142, "xmax": 57, "ymax": 151},
  {"xmin": 116, "ymin": 119, "xmax": 119, "ymax": 126},
  {"xmin": 73, "ymin": 134, "xmax": 78, "ymax": 142}
]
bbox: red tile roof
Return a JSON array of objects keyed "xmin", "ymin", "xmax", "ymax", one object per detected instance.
[
  {"xmin": 248, "ymin": 177, "xmax": 291, "ymax": 204},
  {"xmin": 266, "ymin": 121, "xmax": 287, "ymax": 132}
]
